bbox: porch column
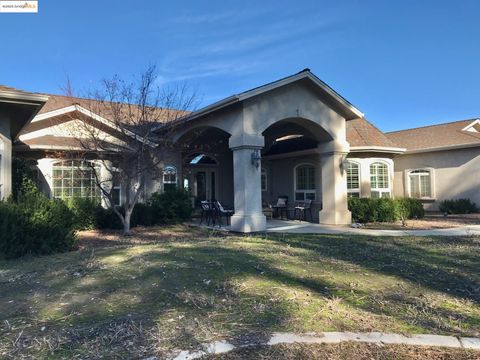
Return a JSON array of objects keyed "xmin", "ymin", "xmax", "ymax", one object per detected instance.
[
  {"xmin": 0, "ymin": 134, "xmax": 12, "ymax": 200},
  {"xmin": 229, "ymin": 134, "xmax": 266, "ymax": 232},
  {"xmin": 318, "ymin": 141, "xmax": 352, "ymax": 225}
]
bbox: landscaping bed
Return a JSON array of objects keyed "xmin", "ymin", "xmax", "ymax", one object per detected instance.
[
  {"xmin": 362, "ymin": 213, "xmax": 480, "ymax": 230},
  {"xmin": 1, "ymin": 226, "xmax": 479, "ymax": 358}
]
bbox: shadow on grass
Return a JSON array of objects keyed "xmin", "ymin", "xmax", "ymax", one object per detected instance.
[{"xmin": 1, "ymin": 231, "xmax": 480, "ymax": 358}]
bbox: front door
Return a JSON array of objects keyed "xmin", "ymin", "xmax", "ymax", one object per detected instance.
[{"xmin": 193, "ymin": 169, "xmax": 216, "ymax": 206}]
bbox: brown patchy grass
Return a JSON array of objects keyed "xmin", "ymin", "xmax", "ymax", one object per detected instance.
[
  {"xmin": 1, "ymin": 226, "xmax": 479, "ymax": 358},
  {"xmin": 204, "ymin": 342, "xmax": 480, "ymax": 360}
]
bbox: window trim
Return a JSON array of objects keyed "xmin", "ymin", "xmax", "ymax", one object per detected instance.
[
  {"xmin": 293, "ymin": 163, "xmax": 316, "ymax": 201},
  {"xmin": 345, "ymin": 160, "xmax": 361, "ymax": 198},
  {"xmin": 51, "ymin": 160, "xmax": 101, "ymax": 201},
  {"xmin": 163, "ymin": 165, "xmax": 178, "ymax": 191},
  {"xmin": 369, "ymin": 161, "xmax": 392, "ymax": 198},
  {"xmin": 261, "ymin": 167, "xmax": 267, "ymax": 192},
  {"xmin": 406, "ymin": 167, "xmax": 435, "ymax": 200}
]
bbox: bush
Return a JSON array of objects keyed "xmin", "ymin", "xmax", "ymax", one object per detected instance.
[
  {"xmin": 0, "ymin": 193, "xmax": 76, "ymax": 259},
  {"xmin": 147, "ymin": 189, "xmax": 193, "ymax": 224},
  {"xmin": 348, "ymin": 197, "xmax": 424, "ymax": 223},
  {"xmin": 439, "ymin": 198, "xmax": 478, "ymax": 214},
  {"xmin": 67, "ymin": 197, "xmax": 104, "ymax": 230},
  {"xmin": 12, "ymin": 157, "xmax": 39, "ymax": 201}
]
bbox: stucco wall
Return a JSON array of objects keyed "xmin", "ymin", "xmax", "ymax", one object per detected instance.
[
  {"xmin": 262, "ymin": 153, "xmax": 322, "ymax": 221},
  {"xmin": 0, "ymin": 119, "xmax": 12, "ymax": 199},
  {"xmin": 393, "ymin": 147, "xmax": 480, "ymax": 210}
]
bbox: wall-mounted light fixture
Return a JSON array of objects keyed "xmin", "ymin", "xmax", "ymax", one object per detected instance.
[{"xmin": 251, "ymin": 149, "xmax": 261, "ymax": 169}]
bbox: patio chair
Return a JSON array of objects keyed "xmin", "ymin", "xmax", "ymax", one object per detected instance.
[
  {"xmin": 294, "ymin": 199, "xmax": 313, "ymax": 221},
  {"xmin": 200, "ymin": 201, "xmax": 214, "ymax": 226},
  {"xmin": 272, "ymin": 195, "xmax": 289, "ymax": 219},
  {"xmin": 213, "ymin": 200, "xmax": 234, "ymax": 227}
]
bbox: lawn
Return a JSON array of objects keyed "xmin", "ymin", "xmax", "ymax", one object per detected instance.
[{"xmin": 1, "ymin": 225, "xmax": 479, "ymax": 359}]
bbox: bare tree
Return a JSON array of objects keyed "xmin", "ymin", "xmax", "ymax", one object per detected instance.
[{"xmin": 62, "ymin": 66, "xmax": 195, "ymax": 235}]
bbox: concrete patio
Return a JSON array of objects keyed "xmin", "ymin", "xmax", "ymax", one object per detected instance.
[{"xmin": 191, "ymin": 218, "xmax": 480, "ymax": 237}]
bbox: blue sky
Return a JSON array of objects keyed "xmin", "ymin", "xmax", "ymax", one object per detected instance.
[{"xmin": 0, "ymin": 0, "xmax": 479, "ymax": 131}]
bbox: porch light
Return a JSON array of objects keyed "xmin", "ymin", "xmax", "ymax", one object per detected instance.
[{"xmin": 251, "ymin": 150, "xmax": 261, "ymax": 169}]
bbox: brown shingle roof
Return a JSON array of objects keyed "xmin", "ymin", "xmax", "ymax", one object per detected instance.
[
  {"xmin": 386, "ymin": 119, "xmax": 480, "ymax": 152},
  {"xmin": 346, "ymin": 118, "xmax": 399, "ymax": 148}
]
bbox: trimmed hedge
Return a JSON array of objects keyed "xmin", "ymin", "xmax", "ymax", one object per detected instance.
[
  {"xmin": 67, "ymin": 189, "xmax": 193, "ymax": 230},
  {"xmin": 439, "ymin": 198, "xmax": 478, "ymax": 214},
  {"xmin": 348, "ymin": 197, "xmax": 424, "ymax": 223},
  {"xmin": 0, "ymin": 193, "xmax": 76, "ymax": 259}
]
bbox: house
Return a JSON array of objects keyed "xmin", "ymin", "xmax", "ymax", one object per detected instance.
[
  {"xmin": 5, "ymin": 69, "xmax": 480, "ymax": 232},
  {"xmin": 387, "ymin": 119, "xmax": 480, "ymax": 210},
  {"xmin": 0, "ymin": 86, "xmax": 47, "ymax": 199}
]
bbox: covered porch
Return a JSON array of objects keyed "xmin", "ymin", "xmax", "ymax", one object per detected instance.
[{"xmin": 172, "ymin": 70, "xmax": 363, "ymax": 233}]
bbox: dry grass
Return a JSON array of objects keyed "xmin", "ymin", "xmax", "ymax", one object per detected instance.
[
  {"xmin": 204, "ymin": 342, "xmax": 480, "ymax": 360},
  {"xmin": 1, "ymin": 226, "xmax": 479, "ymax": 358}
]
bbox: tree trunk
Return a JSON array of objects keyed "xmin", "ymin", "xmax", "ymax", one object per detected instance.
[{"xmin": 123, "ymin": 208, "xmax": 132, "ymax": 236}]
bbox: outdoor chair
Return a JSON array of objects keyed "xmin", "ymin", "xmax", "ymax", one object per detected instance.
[
  {"xmin": 200, "ymin": 201, "xmax": 214, "ymax": 226},
  {"xmin": 272, "ymin": 195, "xmax": 289, "ymax": 219},
  {"xmin": 294, "ymin": 199, "xmax": 313, "ymax": 221},
  {"xmin": 213, "ymin": 201, "xmax": 234, "ymax": 227}
]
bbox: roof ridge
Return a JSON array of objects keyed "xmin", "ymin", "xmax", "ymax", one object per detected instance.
[{"xmin": 386, "ymin": 118, "xmax": 480, "ymax": 134}]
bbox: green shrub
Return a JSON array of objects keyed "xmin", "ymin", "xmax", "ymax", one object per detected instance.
[
  {"xmin": 67, "ymin": 197, "xmax": 104, "ymax": 230},
  {"xmin": 147, "ymin": 189, "xmax": 193, "ymax": 224},
  {"xmin": 96, "ymin": 207, "xmax": 124, "ymax": 229},
  {"xmin": 0, "ymin": 193, "xmax": 76, "ymax": 259},
  {"xmin": 395, "ymin": 198, "xmax": 425, "ymax": 220},
  {"xmin": 348, "ymin": 197, "xmax": 424, "ymax": 223},
  {"xmin": 12, "ymin": 157, "xmax": 39, "ymax": 201},
  {"xmin": 439, "ymin": 198, "xmax": 478, "ymax": 214}
]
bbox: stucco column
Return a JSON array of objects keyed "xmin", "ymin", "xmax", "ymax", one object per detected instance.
[
  {"xmin": 229, "ymin": 134, "xmax": 266, "ymax": 232},
  {"xmin": 318, "ymin": 141, "xmax": 352, "ymax": 225},
  {"xmin": 0, "ymin": 135, "xmax": 12, "ymax": 200}
]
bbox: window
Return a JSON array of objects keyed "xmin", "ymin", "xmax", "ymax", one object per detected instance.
[
  {"xmin": 163, "ymin": 165, "xmax": 177, "ymax": 191},
  {"xmin": 370, "ymin": 162, "xmax": 390, "ymax": 198},
  {"xmin": 346, "ymin": 161, "xmax": 360, "ymax": 198},
  {"xmin": 52, "ymin": 160, "xmax": 101, "ymax": 200},
  {"xmin": 261, "ymin": 168, "xmax": 267, "ymax": 192},
  {"xmin": 295, "ymin": 164, "xmax": 316, "ymax": 201},
  {"xmin": 111, "ymin": 171, "xmax": 121, "ymax": 206},
  {"xmin": 408, "ymin": 169, "xmax": 432, "ymax": 198}
]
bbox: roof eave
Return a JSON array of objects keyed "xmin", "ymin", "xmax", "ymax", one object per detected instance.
[
  {"xmin": 403, "ymin": 142, "xmax": 480, "ymax": 154},
  {"xmin": 349, "ymin": 146, "xmax": 406, "ymax": 154}
]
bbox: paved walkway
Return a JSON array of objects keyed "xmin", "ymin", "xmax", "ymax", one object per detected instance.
[
  {"xmin": 167, "ymin": 331, "xmax": 480, "ymax": 360},
  {"xmin": 265, "ymin": 219, "xmax": 480, "ymax": 236}
]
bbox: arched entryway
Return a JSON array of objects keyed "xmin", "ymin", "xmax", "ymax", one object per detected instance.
[{"xmin": 177, "ymin": 126, "xmax": 233, "ymax": 209}]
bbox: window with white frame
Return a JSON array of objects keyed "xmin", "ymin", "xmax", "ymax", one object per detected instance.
[
  {"xmin": 346, "ymin": 161, "xmax": 360, "ymax": 198},
  {"xmin": 163, "ymin": 165, "xmax": 177, "ymax": 191},
  {"xmin": 295, "ymin": 164, "xmax": 316, "ymax": 201},
  {"xmin": 261, "ymin": 168, "xmax": 267, "ymax": 192},
  {"xmin": 370, "ymin": 162, "xmax": 390, "ymax": 198},
  {"xmin": 52, "ymin": 160, "xmax": 101, "ymax": 201},
  {"xmin": 408, "ymin": 169, "xmax": 432, "ymax": 199}
]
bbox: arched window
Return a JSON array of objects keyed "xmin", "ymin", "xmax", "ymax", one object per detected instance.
[
  {"xmin": 408, "ymin": 169, "xmax": 432, "ymax": 198},
  {"xmin": 295, "ymin": 164, "xmax": 316, "ymax": 201},
  {"xmin": 346, "ymin": 161, "xmax": 360, "ymax": 198},
  {"xmin": 370, "ymin": 162, "xmax": 390, "ymax": 198},
  {"xmin": 261, "ymin": 168, "xmax": 267, "ymax": 192},
  {"xmin": 52, "ymin": 160, "xmax": 101, "ymax": 200},
  {"xmin": 163, "ymin": 165, "xmax": 177, "ymax": 191}
]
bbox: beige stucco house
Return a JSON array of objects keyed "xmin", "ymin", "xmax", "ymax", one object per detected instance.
[{"xmin": 4, "ymin": 70, "xmax": 480, "ymax": 232}]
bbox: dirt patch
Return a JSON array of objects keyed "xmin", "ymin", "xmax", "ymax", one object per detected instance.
[
  {"xmin": 203, "ymin": 342, "xmax": 480, "ymax": 359},
  {"xmin": 362, "ymin": 213, "xmax": 480, "ymax": 230}
]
